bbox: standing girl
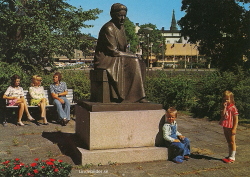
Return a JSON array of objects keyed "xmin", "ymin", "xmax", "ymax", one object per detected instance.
[
  {"xmin": 3, "ymin": 74, "xmax": 34, "ymax": 126},
  {"xmin": 219, "ymin": 90, "xmax": 239, "ymax": 163}
]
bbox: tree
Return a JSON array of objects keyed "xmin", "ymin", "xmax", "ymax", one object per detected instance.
[
  {"xmin": 137, "ymin": 23, "xmax": 164, "ymax": 65},
  {"xmin": 124, "ymin": 17, "xmax": 139, "ymax": 53},
  {"xmin": 0, "ymin": 0, "xmax": 102, "ymax": 71},
  {"xmin": 79, "ymin": 34, "xmax": 96, "ymax": 58},
  {"xmin": 178, "ymin": 0, "xmax": 250, "ymax": 72}
]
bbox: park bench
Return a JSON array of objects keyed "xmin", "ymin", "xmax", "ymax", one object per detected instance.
[{"xmin": 3, "ymin": 89, "xmax": 75, "ymax": 124}]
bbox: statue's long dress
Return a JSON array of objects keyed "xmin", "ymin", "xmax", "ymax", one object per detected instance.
[{"xmin": 94, "ymin": 21, "xmax": 146, "ymax": 102}]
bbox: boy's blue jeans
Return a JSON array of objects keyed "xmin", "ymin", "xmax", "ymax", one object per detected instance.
[
  {"xmin": 53, "ymin": 97, "xmax": 70, "ymax": 120},
  {"xmin": 168, "ymin": 137, "xmax": 190, "ymax": 163}
]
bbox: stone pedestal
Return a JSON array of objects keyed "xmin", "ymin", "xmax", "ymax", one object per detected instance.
[{"xmin": 75, "ymin": 101, "xmax": 167, "ymax": 165}]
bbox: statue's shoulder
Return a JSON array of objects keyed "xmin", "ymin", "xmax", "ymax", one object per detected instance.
[{"xmin": 101, "ymin": 21, "xmax": 116, "ymax": 32}]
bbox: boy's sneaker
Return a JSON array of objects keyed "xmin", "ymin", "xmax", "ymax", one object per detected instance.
[
  {"xmin": 172, "ymin": 156, "xmax": 184, "ymax": 164},
  {"xmin": 173, "ymin": 160, "xmax": 182, "ymax": 164},
  {"xmin": 222, "ymin": 158, "xmax": 235, "ymax": 163}
]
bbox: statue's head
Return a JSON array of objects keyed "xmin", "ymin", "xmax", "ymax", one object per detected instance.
[{"xmin": 110, "ymin": 3, "xmax": 127, "ymax": 26}]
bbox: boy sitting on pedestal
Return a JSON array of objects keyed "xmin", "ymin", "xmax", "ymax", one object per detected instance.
[{"xmin": 163, "ymin": 107, "xmax": 190, "ymax": 163}]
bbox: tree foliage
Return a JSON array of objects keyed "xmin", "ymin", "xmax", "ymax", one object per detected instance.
[
  {"xmin": 124, "ymin": 17, "xmax": 139, "ymax": 53},
  {"xmin": 137, "ymin": 23, "xmax": 164, "ymax": 62},
  {"xmin": 178, "ymin": 0, "xmax": 250, "ymax": 72},
  {"xmin": 78, "ymin": 34, "xmax": 96, "ymax": 57},
  {"xmin": 0, "ymin": 0, "xmax": 101, "ymax": 71}
]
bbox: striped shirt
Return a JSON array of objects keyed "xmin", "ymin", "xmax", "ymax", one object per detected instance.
[{"xmin": 219, "ymin": 103, "xmax": 239, "ymax": 128}]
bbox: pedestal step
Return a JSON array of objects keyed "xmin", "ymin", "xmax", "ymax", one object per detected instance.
[{"xmin": 78, "ymin": 147, "xmax": 167, "ymax": 165}]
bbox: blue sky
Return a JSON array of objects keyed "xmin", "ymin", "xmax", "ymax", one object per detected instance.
[{"xmin": 67, "ymin": 0, "xmax": 185, "ymax": 37}]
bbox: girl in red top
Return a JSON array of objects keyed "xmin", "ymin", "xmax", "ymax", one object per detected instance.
[{"xmin": 219, "ymin": 90, "xmax": 239, "ymax": 163}]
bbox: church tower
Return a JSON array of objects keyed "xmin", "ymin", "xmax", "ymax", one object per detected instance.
[{"xmin": 170, "ymin": 10, "xmax": 178, "ymax": 31}]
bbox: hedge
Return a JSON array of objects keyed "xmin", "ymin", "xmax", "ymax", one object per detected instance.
[{"xmin": 0, "ymin": 62, "xmax": 249, "ymax": 121}]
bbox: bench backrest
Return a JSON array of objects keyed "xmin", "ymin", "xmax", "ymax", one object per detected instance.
[{"xmin": 6, "ymin": 89, "xmax": 74, "ymax": 106}]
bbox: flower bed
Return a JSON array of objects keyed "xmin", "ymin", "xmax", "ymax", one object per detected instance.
[{"xmin": 0, "ymin": 158, "xmax": 72, "ymax": 177}]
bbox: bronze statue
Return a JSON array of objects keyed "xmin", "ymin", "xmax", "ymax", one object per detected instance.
[{"xmin": 94, "ymin": 3, "xmax": 149, "ymax": 103}]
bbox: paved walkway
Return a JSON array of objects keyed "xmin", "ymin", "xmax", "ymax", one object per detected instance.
[{"xmin": 0, "ymin": 114, "xmax": 249, "ymax": 177}]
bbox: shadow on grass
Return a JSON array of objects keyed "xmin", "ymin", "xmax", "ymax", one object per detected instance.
[{"xmin": 42, "ymin": 131, "xmax": 86, "ymax": 165}]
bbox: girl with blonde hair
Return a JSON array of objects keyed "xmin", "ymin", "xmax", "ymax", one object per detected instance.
[
  {"xmin": 219, "ymin": 90, "xmax": 239, "ymax": 163},
  {"xmin": 29, "ymin": 75, "xmax": 48, "ymax": 125}
]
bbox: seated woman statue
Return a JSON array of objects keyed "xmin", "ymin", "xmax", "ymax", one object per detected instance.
[{"xmin": 94, "ymin": 3, "xmax": 149, "ymax": 103}]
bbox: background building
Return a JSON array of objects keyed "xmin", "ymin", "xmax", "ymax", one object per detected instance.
[{"xmin": 136, "ymin": 10, "xmax": 205, "ymax": 68}]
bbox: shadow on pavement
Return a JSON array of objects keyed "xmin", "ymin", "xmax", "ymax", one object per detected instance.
[
  {"xmin": 42, "ymin": 131, "xmax": 83, "ymax": 165},
  {"xmin": 190, "ymin": 154, "xmax": 222, "ymax": 161}
]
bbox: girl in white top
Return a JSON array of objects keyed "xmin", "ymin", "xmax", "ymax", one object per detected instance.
[
  {"xmin": 3, "ymin": 74, "xmax": 34, "ymax": 126},
  {"xmin": 29, "ymin": 75, "xmax": 48, "ymax": 125}
]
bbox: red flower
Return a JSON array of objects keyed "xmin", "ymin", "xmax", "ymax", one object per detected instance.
[
  {"xmin": 33, "ymin": 169, "xmax": 39, "ymax": 174},
  {"xmin": 15, "ymin": 158, "xmax": 20, "ymax": 161},
  {"xmin": 20, "ymin": 163, "xmax": 25, "ymax": 166},
  {"xmin": 46, "ymin": 161, "xmax": 54, "ymax": 166},
  {"xmin": 13, "ymin": 165, "xmax": 21, "ymax": 170},
  {"xmin": 49, "ymin": 158, "xmax": 56, "ymax": 162},
  {"xmin": 30, "ymin": 163, "xmax": 37, "ymax": 167},
  {"xmin": 3, "ymin": 160, "xmax": 10, "ymax": 164},
  {"xmin": 41, "ymin": 166, "xmax": 45, "ymax": 169},
  {"xmin": 34, "ymin": 158, "xmax": 39, "ymax": 161},
  {"xmin": 58, "ymin": 160, "xmax": 63, "ymax": 163},
  {"xmin": 54, "ymin": 168, "xmax": 59, "ymax": 172}
]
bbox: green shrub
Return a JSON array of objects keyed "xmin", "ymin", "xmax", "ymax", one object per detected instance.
[
  {"xmin": 0, "ymin": 62, "xmax": 30, "ymax": 93},
  {"xmin": 146, "ymin": 70, "xmax": 250, "ymax": 121},
  {"xmin": 233, "ymin": 77, "xmax": 250, "ymax": 119},
  {"xmin": 1, "ymin": 62, "xmax": 250, "ymax": 122},
  {"xmin": 145, "ymin": 70, "xmax": 196, "ymax": 110},
  {"xmin": 191, "ymin": 71, "xmax": 242, "ymax": 120},
  {"xmin": 60, "ymin": 70, "xmax": 90, "ymax": 100}
]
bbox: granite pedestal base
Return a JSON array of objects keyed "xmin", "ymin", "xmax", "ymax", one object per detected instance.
[
  {"xmin": 77, "ymin": 147, "xmax": 167, "ymax": 165},
  {"xmin": 75, "ymin": 101, "xmax": 166, "ymax": 165}
]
